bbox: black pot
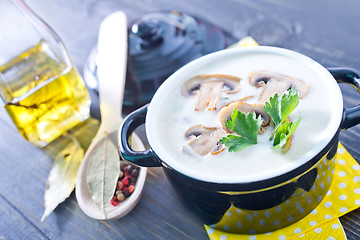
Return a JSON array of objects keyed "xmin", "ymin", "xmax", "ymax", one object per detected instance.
[{"xmin": 119, "ymin": 47, "xmax": 360, "ymax": 234}]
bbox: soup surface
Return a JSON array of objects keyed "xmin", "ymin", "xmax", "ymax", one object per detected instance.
[{"xmin": 147, "ymin": 48, "xmax": 342, "ymax": 182}]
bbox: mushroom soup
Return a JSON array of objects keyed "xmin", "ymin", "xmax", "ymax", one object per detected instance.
[{"xmin": 151, "ymin": 51, "xmax": 341, "ymax": 181}]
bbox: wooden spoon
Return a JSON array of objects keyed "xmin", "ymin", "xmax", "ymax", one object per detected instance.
[{"xmin": 75, "ymin": 11, "xmax": 147, "ymax": 220}]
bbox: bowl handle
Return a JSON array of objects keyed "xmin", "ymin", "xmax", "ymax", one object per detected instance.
[
  {"xmin": 328, "ymin": 67, "xmax": 360, "ymax": 130},
  {"xmin": 119, "ymin": 104, "xmax": 163, "ymax": 167}
]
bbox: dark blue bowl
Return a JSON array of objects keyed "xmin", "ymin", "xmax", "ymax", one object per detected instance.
[{"xmin": 119, "ymin": 48, "xmax": 360, "ymax": 233}]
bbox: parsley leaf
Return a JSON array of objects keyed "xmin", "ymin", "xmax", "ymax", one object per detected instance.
[
  {"xmin": 272, "ymin": 119, "xmax": 301, "ymax": 149},
  {"xmin": 220, "ymin": 109, "xmax": 262, "ymax": 152},
  {"xmin": 280, "ymin": 87, "xmax": 299, "ymax": 121},
  {"xmin": 264, "ymin": 92, "xmax": 281, "ymax": 126},
  {"xmin": 220, "ymin": 135, "xmax": 257, "ymax": 152},
  {"xmin": 264, "ymin": 87, "xmax": 299, "ymax": 140}
]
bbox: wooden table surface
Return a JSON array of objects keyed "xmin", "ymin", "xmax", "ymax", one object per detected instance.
[{"xmin": 1, "ymin": 0, "xmax": 360, "ymax": 239}]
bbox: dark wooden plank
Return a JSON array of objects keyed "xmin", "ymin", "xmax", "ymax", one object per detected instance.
[
  {"xmin": 341, "ymin": 209, "xmax": 360, "ymax": 240},
  {"xmin": 0, "ymin": 195, "xmax": 47, "ymax": 240}
]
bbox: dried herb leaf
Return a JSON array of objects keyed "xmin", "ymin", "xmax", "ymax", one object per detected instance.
[
  {"xmin": 41, "ymin": 137, "xmax": 84, "ymax": 222},
  {"xmin": 86, "ymin": 133, "xmax": 120, "ymax": 218}
]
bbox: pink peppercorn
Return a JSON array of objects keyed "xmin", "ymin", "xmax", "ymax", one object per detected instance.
[
  {"xmin": 111, "ymin": 196, "xmax": 119, "ymax": 206},
  {"xmin": 122, "ymin": 177, "xmax": 129, "ymax": 186},
  {"xmin": 128, "ymin": 185, "xmax": 135, "ymax": 194},
  {"xmin": 117, "ymin": 181, "xmax": 124, "ymax": 190}
]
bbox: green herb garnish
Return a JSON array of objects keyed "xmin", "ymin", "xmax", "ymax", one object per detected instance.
[
  {"xmin": 264, "ymin": 87, "xmax": 300, "ymax": 140},
  {"xmin": 263, "ymin": 87, "xmax": 301, "ymax": 149},
  {"xmin": 272, "ymin": 119, "xmax": 300, "ymax": 149},
  {"xmin": 220, "ymin": 109, "xmax": 262, "ymax": 152},
  {"xmin": 221, "ymin": 87, "xmax": 301, "ymax": 152}
]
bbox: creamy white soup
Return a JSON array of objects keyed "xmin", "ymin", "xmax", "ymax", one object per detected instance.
[{"xmin": 147, "ymin": 48, "xmax": 343, "ymax": 182}]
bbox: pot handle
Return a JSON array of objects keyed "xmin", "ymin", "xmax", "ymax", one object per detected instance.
[
  {"xmin": 328, "ymin": 67, "xmax": 360, "ymax": 130},
  {"xmin": 119, "ymin": 104, "xmax": 163, "ymax": 167}
]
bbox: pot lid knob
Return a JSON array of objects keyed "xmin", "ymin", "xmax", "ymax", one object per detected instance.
[{"xmin": 132, "ymin": 20, "xmax": 163, "ymax": 48}]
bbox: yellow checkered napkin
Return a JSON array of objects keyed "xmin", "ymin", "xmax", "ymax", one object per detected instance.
[{"xmin": 205, "ymin": 143, "xmax": 359, "ymax": 239}]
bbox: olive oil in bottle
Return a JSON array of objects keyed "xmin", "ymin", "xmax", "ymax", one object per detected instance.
[{"xmin": 1, "ymin": 41, "xmax": 90, "ymax": 147}]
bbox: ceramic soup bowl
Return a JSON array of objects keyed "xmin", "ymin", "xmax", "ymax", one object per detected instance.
[{"xmin": 119, "ymin": 47, "xmax": 360, "ymax": 233}]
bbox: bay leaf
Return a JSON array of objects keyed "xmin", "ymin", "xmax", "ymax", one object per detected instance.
[
  {"xmin": 86, "ymin": 134, "xmax": 120, "ymax": 218},
  {"xmin": 41, "ymin": 137, "xmax": 84, "ymax": 222}
]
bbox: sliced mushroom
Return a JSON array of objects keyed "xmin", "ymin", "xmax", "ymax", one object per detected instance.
[
  {"xmin": 183, "ymin": 125, "xmax": 227, "ymax": 156},
  {"xmin": 249, "ymin": 70, "xmax": 309, "ymax": 102},
  {"xmin": 218, "ymin": 101, "xmax": 270, "ymax": 134},
  {"xmin": 181, "ymin": 74, "xmax": 241, "ymax": 111}
]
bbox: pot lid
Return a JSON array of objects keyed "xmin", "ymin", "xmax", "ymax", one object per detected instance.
[{"xmin": 84, "ymin": 11, "xmax": 226, "ymax": 109}]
